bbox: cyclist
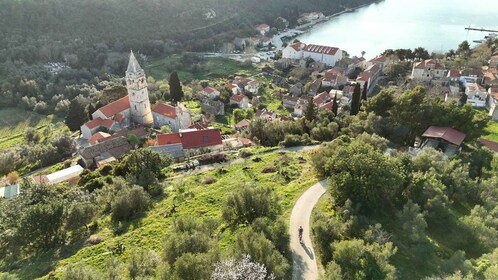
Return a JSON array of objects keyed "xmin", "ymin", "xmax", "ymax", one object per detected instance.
[{"xmin": 298, "ymin": 226, "xmax": 304, "ymax": 242}]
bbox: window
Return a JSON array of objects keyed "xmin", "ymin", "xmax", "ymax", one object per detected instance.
[
  {"xmin": 203, "ymin": 136, "xmax": 208, "ymax": 143},
  {"xmin": 134, "ymin": 105, "xmax": 137, "ymax": 110}
]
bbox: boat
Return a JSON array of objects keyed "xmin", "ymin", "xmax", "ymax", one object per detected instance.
[
  {"xmin": 473, "ymin": 39, "xmax": 484, "ymax": 43},
  {"xmin": 485, "ymin": 33, "xmax": 497, "ymax": 39}
]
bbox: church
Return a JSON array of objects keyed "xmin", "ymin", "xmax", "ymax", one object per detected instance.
[{"xmin": 81, "ymin": 51, "xmax": 191, "ymax": 139}]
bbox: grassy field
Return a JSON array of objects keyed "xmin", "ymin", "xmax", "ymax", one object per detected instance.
[
  {"xmin": 12, "ymin": 150, "xmax": 317, "ymax": 279},
  {"xmin": 0, "ymin": 108, "xmax": 65, "ymax": 150},
  {"xmin": 482, "ymin": 120, "xmax": 498, "ymax": 142},
  {"xmin": 147, "ymin": 55, "xmax": 259, "ymax": 81}
]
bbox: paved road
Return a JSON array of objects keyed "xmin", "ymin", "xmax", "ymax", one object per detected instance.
[{"xmin": 290, "ymin": 180, "xmax": 327, "ymax": 280}]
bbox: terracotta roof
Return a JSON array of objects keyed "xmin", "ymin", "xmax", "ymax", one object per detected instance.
[
  {"xmin": 466, "ymin": 82, "xmax": 486, "ymax": 92},
  {"xmin": 447, "ymin": 69, "xmax": 460, "ymax": 78},
  {"xmin": 157, "ymin": 128, "xmax": 223, "ymax": 149},
  {"xmin": 97, "ymin": 96, "xmax": 130, "ymax": 118},
  {"xmin": 203, "ymin": 87, "xmax": 219, "ymax": 94},
  {"xmin": 480, "ymin": 138, "xmax": 498, "ymax": 153},
  {"xmin": 313, "ymin": 91, "xmax": 330, "ymax": 105},
  {"xmin": 156, "ymin": 133, "xmax": 182, "ymax": 146},
  {"xmin": 414, "ymin": 59, "xmax": 445, "ymax": 70},
  {"xmin": 189, "ymin": 122, "xmax": 210, "ymax": 130},
  {"xmin": 321, "ymin": 101, "xmax": 333, "ymax": 110},
  {"xmin": 101, "ymin": 119, "xmax": 115, "ymax": 128},
  {"xmin": 304, "ymin": 44, "xmax": 339, "ymax": 55},
  {"xmin": 84, "ymin": 118, "xmax": 105, "ymax": 130},
  {"xmin": 100, "ymin": 128, "xmax": 148, "ymax": 143},
  {"xmin": 153, "ymin": 103, "xmax": 176, "ymax": 118},
  {"xmin": 256, "ymin": 24, "xmax": 270, "ymax": 30},
  {"xmin": 356, "ymin": 75, "xmax": 370, "ymax": 82},
  {"xmin": 369, "ymin": 56, "xmax": 387, "ymax": 63},
  {"xmin": 238, "ymin": 137, "xmax": 254, "ymax": 146},
  {"xmin": 422, "ymin": 126, "xmax": 466, "ymax": 146},
  {"xmin": 89, "ymin": 132, "xmax": 111, "ymax": 145},
  {"xmin": 114, "ymin": 113, "xmax": 125, "ymax": 122},
  {"xmin": 288, "ymin": 42, "xmax": 305, "ymax": 52},
  {"xmin": 235, "ymin": 119, "xmax": 251, "ymax": 129},
  {"xmin": 230, "ymin": 94, "xmax": 246, "ymax": 102}
]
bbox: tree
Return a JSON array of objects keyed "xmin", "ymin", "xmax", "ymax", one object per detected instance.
[
  {"xmin": 117, "ymin": 148, "xmax": 172, "ymax": 187},
  {"xmin": 361, "ymin": 81, "xmax": 368, "ymax": 103},
  {"xmin": 331, "ymin": 94, "xmax": 338, "ymax": 116},
  {"xmin": 62, "ymin": 263, "xmax": 102, "ymax": 280},
  {"xmin": 457, "ymin": 41, "xmax": 471, "ymax": 57},
  {"xmin": 365, "ymin": 89, "xmax": 395, "ymax": 117},
  {"xmin": 169, "ymin": 71, "xmax": 184, "ymax": 104},
  {"xmin": 413, "ymin": 47, "xmax": 430, "ymax": 60},
  {"xmin": 65, "ymin": 98, "xmax": 87, "ymax": 131},
  {"xmin": 304, "ymin": 99, "xmax": 316, "ymax": 121},
  {"xmin": 6, "ymin": 172, "xmax": 19, "ymax": 185},
  {"xmin": 65, "ymin": 202, "xmax": 97, "ymax": 232},
  {"xmin": 397, "ymin": 200, "xmax": 427, "ymax": 243},
  {"xmin": 350, "ymin": 83, "xmax": 361, "ymax": 115},
  {"xmin": 211, "ymin": 254, "xmax": 275, "ymax": 280},
  {"xmin": 222, "ymin": 186, "xmax": 280, "ymax": 225},
  {"xmin": 128, "ymin": 249, "xmax": 160, "ymax": 279}
]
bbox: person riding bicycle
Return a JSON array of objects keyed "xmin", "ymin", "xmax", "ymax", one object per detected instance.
[{"xmin": 298, "ymin": 226, "xmax": 304, "ymax": 242}]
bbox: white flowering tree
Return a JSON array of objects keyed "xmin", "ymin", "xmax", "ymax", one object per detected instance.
[{"xmin": 211, "ymin": 254, "xmax": 275, "ymax": 280}]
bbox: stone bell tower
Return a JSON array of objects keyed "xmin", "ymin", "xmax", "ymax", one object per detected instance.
[{"xmin": 126, "ymin": 50, "xmax": 153, "ymax": 126}]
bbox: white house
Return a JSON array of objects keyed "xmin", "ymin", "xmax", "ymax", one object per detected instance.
[
  {"xmin": 32, "ymin": 165, "xmax": 84, "ymax": 185},
  {"xmin": 0, "ymin": 184, "xmax": 20, "ymax": 200},
  {"xmin": 230, "ymin": 94, "xmax": 250, "ymax": 108},
  {"xmin": 152, "ymin": 103, "xmax": 192, "ymax": 132},
  {"xmin": 256, "ymin": 24, "xmax": 270, "ymax": 35},
  {"xmin": 282, "ymin": 42, "xmax": 342, "ymax": 67},
  {"xmin": 81, "ymin": 117, "xmax": 120, "ymax": 139},
  {"xmin": 202, "ymin": 87, "xmax": 220, "ymax": 99},
  {"xmin": 411, "ymin": 59, "xmax": 446, "ymax": 81},
  {"xmin": 465, "ymin": 82, "xmax": 488, "ymax": 108},
  {"xmin": 487, "ymin": 87, "xmax": 498, "ymax": 121},
  {"xmin": 356, "ymin": 64, "xmax": 381, "ymax": 90},
  {"xmin": 367, "ymin": 56, "xmax": 391, "ymax": 73}
]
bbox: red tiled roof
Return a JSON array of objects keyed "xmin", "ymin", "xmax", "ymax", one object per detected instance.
[
  {"xmin": 231, "ymin": 94, "xmax": 246, "ymax": 102},
  {"xmin": 235, "ymin": 119, "xmax": 251, "ymax": 129},
  {"xmin": 422, "ymin": 126, "xmax": 466, "ymax": 146},
  {"xmin": 288, "ymin": 42, "xmax": 305, "ymax": 52},
  {"xmin": 238, "ymin": 137, "xmax": 254, "ymax": 146},
  {"xmin": 480, "ymin": 138, "xmax": 498, "ymax": 153},
  {"xmin": 101, "ymin": 119, "xmax": 115, "ymax": 128},
  {"xmin": 356, "ymin": 76, "xmax": 370, "ymax": 82},
  {"xmin": 88, "ymin": 132, "xmax": 111, "ymax": 145},
  {"xmin": 84, "ymin": 118, "xmax": 105, "ymax": 129},
  {"xmin": 414, "ymin": 59, "xmax": 445, "ymax": 70},
  {"xmin": 189, "ymin": 122, "xmax": 210, "ymax": 130},
  {"xmin": 369, "ymin": 56, "xmax": 387, "ymax": 63},
  {"xmin": 313, "ymin": 91, "xmax": 330, "ymax": 105},
  {"xmin": 157, "ymin": 128, "xmax": 222, "ymax": 149},
  {"xmin": 304, "ymin": 44, "xmax": 339, "ymax": 55},
  {"xmin": 114, "ymin": 113, "xmax": 125, "ymax": 122},
  {"xmin": 448, "ymin": 69, "xmax": 460, "ymax": 78},
  {"xmin": 203, "ymin": 87, "xmax": 218, "ymax": 94},
  {"xmin": 153, "ymin": 103, "xmax": 176, "ymax": 118},
  {"xmin": 97, "ymin": 96, "xmax": 130, "ymax": 118}
]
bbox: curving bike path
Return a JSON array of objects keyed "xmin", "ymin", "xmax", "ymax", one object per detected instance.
[{"xmin": 290, "ymin": 180, "xmax": 327, "ymax": 280}]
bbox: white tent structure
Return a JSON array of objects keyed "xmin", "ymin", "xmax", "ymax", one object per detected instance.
[{"xmin": 45, "ymin": 165, "xmax": 84, "ymax": 185}]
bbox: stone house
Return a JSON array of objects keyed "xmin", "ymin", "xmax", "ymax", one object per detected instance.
[{"xmin": 152, "ymin": 103, "xmax": 192, "ymax": 132}]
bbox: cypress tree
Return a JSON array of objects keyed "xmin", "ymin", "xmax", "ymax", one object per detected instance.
[
  {"xmin": 331, "ymin": 93, "xmax": 338, "ymax": 116},
  {"xmin": 65, "ymin": 98, "xmax": 87, "ymax": 131},
  {"xmin": 305, "ymin": 98, "xmax": 316, "ymax": 121},
  {"xmin": 169, "ymin": 71, "xmax": 184, "ymax": 104},
  {"xmin": 361, "ymin": 81, "xmax": 368, "ymax": 102},
  {"xmin": 350, "ymin": 83, "xmax": 361, "ymax": 115}
]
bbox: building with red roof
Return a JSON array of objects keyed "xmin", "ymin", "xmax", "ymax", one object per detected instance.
[
  {"xmin": 202, "ymin": 87, "xmax": 220, "ymax": 99},
  {"xmin": 255, "ymin": 24, "xmax": 270, "ymax": 35},
  {"xmin": 282, "ymin": 42, "xmax": 342, "ymax": 67},
  {"xmin": 411, "ymin": 59, "xmax": 446, "ymax": 81},
  {"xmin": 81, "ymin": 118, "xmax": 119, "ymax": 139},
  {"xmin": 230, "ymin": 94, "xmax": 250, "ymax": 108},
  {"xmin": 152, "ymin": 103, "xmax": 191, "ymax": 132},
  {"xmin": 88, "ymin": 132, "xmax": 111, "ymax": 146},
  {"xmin": 412, "ymin": 126, "xmax": 466, "ymax": 157},
  {"xmin": 479, "ymin": 138, "xmax": 498, "ymax": 153},
  {"xmin": 156, "ymin": 128, "xmax": 223, "ymax": 156},
  {"xmin": 235, "ymin": 119, "xmax": 251, "ymax": 130}
]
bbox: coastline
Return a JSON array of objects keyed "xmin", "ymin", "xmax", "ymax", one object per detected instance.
[{"xmin": 295, "ymin": 0, "xmax": 382, "ymax": 32}]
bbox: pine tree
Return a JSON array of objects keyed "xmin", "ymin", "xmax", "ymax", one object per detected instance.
[
  {"xmin": 350, "ymin": 83, "xmax": 361, "ymax": 116},
  {"xmin": 169, "ymin": 71, "xmax": 184, "ymax": 105},
  {"xmin": 361, "ymin": 81, "xmax": 368, "ymax": 102},
  {"xmin": 331, "ymin": 93, "xmax": 338, "ymax": 116},
  {"xmin": 65, "ymin": 98, "xmax": 87, "ymax": 131},
  {"xmin": 305, "ymin": 98, "xmax": 316, "ymax": 121}
]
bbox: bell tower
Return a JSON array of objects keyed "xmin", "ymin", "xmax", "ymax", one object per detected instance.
[{"xmin": 126, "ymin": 50, "xmax": 153, "ymax": 126}]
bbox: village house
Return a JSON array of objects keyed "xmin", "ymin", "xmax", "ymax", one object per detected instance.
[
  {"xmin": 484, "ymin": 71, "xmax": 498, "ymax": 87},
  {"xmin": 235, "ymin": 119, "xmax": 251, "ymax": 131},
  {"xmin": 411, "ymin": 59, "xmax": 446, "ymax": 81},
  {"xmin": 255, "ymin": 109, "xmax": 277, "ymax": 120},
  {"xmin": 367, "ymin": 56, "xmax": 391, "ymax": 73},
  {"xmin": 410, "ymin": 126, "xmax": 466, "ymax": 157},
  {"xmin": 202, "ymin": 86, "xmax": 221, "ymax": 99},
  {"xmin": 32, "ymin": 165, "xmax": 84, "ymax": 185},
  {"xmin": 156, "ymin": 128, "xmax": 223, "ymax": 157},
  {"xmin": 255, "ymin": 24, "xmax": 270, "ymax": 35},
  {"xmin": 313, "ymin": 91, "xmax": 331, "ymax": 107},
  {"xmin": 465, "ymin": 82, "xmax": 488, "ymax": 108},
  {"xmin": 459, "ymin": 69, "xmax": 484, "ymax": 85},
  {"xmin": 489, "ymin": 54, "xmax": 498, "ymax": 69},
  {"xmin": 149, "ymin": 144, "xmax": 185, "ymax": 162},
  {"xmin": 298, "ymin": 12, "xmax": 325, "ymax": 24},
  {"xmin": 79, "ymin": 136, "xmax": 134, "ymax": 168},
  {"xmin": 446, "ymin": 69, "xmax": 461, "ymax": 82},
  {"xmin": 347, "ymin": 56, "xmax": 367, "ymax": 74},
  {"xmin": 479, "ymin": 138, "xmax": 498, "ymax": 153},
  {"xmin": 152, "ymin": 103, "xmax": 192, "ymax": 132},
  {"xmin": 88, "ymin": 132, "xmax": 111, "ymax": 146},
  {"xmin": 322, "ymin": 69, "xmax": 348, "ymax": 88},
  {"xmin": 487, "ymin": 86, "xmax": 498, "ymax": 121},
  {"xmin": 283, "ymin": 95, "xmax": 299, "ymax": 109},
  {"xmin": 234, "ymin": 76, "xmax": 260, "ymax": 94},
  {"xmin": 293, "ymin": 97, "xmax": 312, "ymax": 117},
  {"xmin": 200, "ymin": 97, "xmax": 225, "ymax": 116},
  {"xmin": 226, "ymin": 83, "xmax": 241, "ymax": 95},
  {"xmin": 282, "ymin": 42, "xmax": 343, "ymax": 67},
  {"xmin": 356, "ymin": 64, "xmax": 381, "ymax": 90},
  {"xmin": 308, "ymin": 79, "xmax": 322, "ymax": 95},
  {"xmin": 289, "ymin": 83, "xmax": 304, "ymax": 96},
  {"xmin": 230, "ymin": 94, "xmax": 250, "ymax": 108},
  {"xmin": 81, "ymin": 51, "xmax": 192, "ymax": 139}
]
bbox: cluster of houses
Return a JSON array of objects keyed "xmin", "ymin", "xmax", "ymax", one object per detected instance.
[{"xmin": 410, "ymin": 56, "xmax": 498, "ymax": 121}]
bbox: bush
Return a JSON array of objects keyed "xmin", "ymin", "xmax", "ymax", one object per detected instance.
[
  {"xmin": 111, "ymin": 186, "xmax": 150, "ymax": 222},
  {"xmin": 222, "ymin": 186, "xmax": 280, "ymax": 225},
  {"xmin": 203, "ymin": 177, "xmax": 216, "ymax": 184}
]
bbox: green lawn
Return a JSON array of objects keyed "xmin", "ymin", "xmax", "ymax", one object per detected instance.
[
  {"xmin": 147, "ymin": 55, "xmax": 259, "ymax": 81},
  {"xmin": 482, "ymin": 120, "xmax": 498, "ymax": 142},
  {"xmin": 0, "ymin": 108, "xmax": 65, "ymax": 150},
  {"xmin": 12, "ymin": 150, "xmax": 317, "ymax": 279}
]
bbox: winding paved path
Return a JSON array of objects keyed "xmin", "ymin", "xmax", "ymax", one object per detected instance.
[{"xmin": 290, "ymin": 180, "xmax": 327, "ymax": 280}]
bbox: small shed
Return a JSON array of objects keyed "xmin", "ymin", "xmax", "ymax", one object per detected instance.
[
  {"xmin": 420, "ymin": 126, "xmax": 466, "ymax": 156},
  {"xmin": 0, "ymin": 184, "xmax": 20, "ymax": 200},
  {"xmin": 43, "ymin": 165, "xmax": 84, "ymax": 185}
]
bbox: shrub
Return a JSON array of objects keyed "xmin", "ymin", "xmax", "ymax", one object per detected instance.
[
  {"xmin": 111, "ymin": 186, "xmax": 150, "ymax": 222},
  {"xmin": 203, "ymin": 177, "xmax": 216, "ymax": 184},
  {"xmin": 222, "ymin": 186, "xmax": 280, "ymax": 225}
]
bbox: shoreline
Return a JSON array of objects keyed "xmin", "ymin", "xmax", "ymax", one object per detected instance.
[{"xmin": 295, "ymin": 0, "xmax": 382, "ymax": 32}]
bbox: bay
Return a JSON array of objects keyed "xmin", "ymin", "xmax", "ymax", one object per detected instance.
[{"xmin": 297, "ymin": 0, "xmax": 498, "ymax": 59}]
